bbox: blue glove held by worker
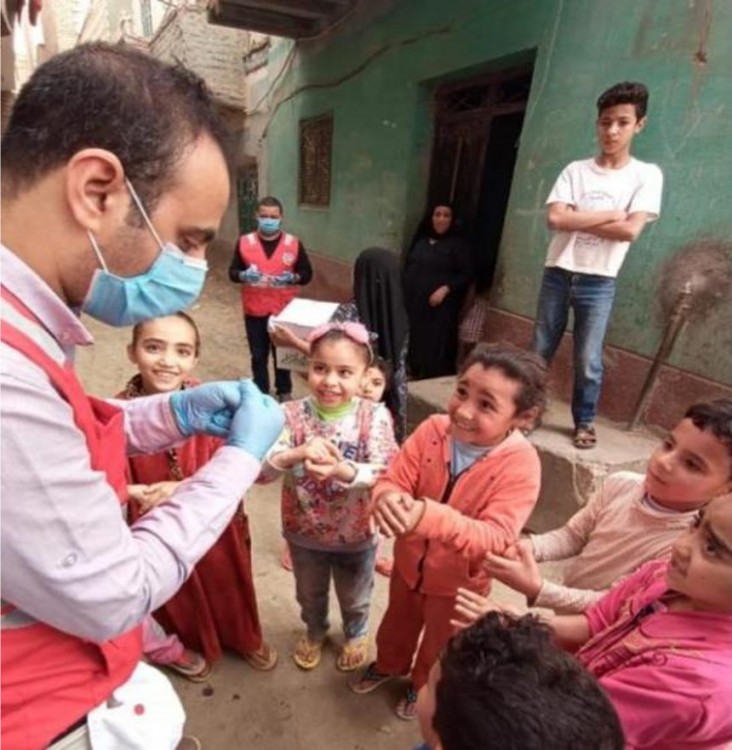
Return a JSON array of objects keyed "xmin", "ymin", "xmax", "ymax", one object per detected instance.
[
  {"xmin": 270, "ymin": 271, "xmax": 297, "ymax": 287},
  {"xmin": 239, "ymin": 266, "xmax": 263, "ymax": 285},
  {"xmin": 226, "ymin": 380, "xmax": 285, "ymax": 460},
  {"xmin": 169, "ymin": 381, "xmax": 244, "ymax": 438}
]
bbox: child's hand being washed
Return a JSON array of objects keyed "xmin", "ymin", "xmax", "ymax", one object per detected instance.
[{"xmin": 483, "ymin": 538, "xmax": 542, "ymax": 601}]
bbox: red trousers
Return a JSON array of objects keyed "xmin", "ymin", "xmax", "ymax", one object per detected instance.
[{"xmin": 375, "ymin": 568, "xmax": 457, "ymax": 690}]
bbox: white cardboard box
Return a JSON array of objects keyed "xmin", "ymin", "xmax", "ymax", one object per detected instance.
[{"xmin": 270, "ymin": 298, "xmax": 340, "ymax": 370}]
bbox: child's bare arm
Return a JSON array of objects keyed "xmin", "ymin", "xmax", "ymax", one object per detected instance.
[
  {"xmin": 545, "ymin": 612, "xmax": 591, "ymax": 650},
  {"xmin": 269, "ymin": 324, "xmax": 311, "ymax": 355}
]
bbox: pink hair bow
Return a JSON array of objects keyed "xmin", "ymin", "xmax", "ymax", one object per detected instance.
[{"xmin": 307, "ymin": 321, "xmax": 371, "ymax": 346}]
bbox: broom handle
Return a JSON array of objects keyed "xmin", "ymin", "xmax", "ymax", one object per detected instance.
[{"xmin": 627, "ymin": 282, "xmax": 693, "ymax": 431}]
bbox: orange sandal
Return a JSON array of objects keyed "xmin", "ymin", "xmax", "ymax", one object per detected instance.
[{"xmin": 243, "ymin": 641, "xmax": 278, "ymax": 672}]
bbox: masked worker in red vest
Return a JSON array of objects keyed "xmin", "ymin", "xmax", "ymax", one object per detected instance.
[
  {"xmin": 0, "ymin": 44, "xmax": 284, "ymax": 750},
  {"xmin": 229, "ymin": 196, "xmax": 313, "ymax": 402}
]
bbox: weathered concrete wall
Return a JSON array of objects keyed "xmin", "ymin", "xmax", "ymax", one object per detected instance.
[{"xmin": 262, "ymin": 0, "xmax": 732, "ymax": 387}]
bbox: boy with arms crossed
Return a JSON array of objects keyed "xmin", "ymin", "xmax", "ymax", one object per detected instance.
[{"xmin": 532, "ymin": 81, "xmax": 663, "ymax": 449}]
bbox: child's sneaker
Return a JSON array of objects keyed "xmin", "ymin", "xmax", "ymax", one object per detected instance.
[
  {"xmin": 167, "ymin": 648, "xmax": 211, "ymax": 682},
  {"xmin": 395, "ymin": 685, "xmax": 419, "ymax": 720},
  {"xmin": 349, "ymin": 661, "xmax": 394, "ymax": 694}
]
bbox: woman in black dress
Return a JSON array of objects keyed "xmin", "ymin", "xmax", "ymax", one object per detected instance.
[{"xmin": 403, "ymin": 203, "xmax": 473, "ymax": 379}]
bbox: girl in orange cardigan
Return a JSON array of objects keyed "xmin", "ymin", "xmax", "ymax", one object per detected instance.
[{"xmin": 351, "ymin": 343, "xmax": 547, "ymax": 719}]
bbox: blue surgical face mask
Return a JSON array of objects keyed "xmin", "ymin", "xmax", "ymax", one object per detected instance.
[
  {"xmin": 257, "ymin": 216, "xmax": 281, "ymax": 235},
  {"xmin": 82, "ymin": 180, "xmax": 208, "ymax": 327}
]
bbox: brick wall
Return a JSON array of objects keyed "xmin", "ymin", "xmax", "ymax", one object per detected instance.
[{"xmin": 150, "ymin": 7, "xmax": 247, "ymax": 111}]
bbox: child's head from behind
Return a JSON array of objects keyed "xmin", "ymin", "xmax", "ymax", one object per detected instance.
[
  {"xmin": 417, "ymin": 612, "xmax": 624, "ymax": 750},
  {"xmin": 595, "ymin": 81, "xmax": 647, "ymax": 157},
  {"xmin": 361, "ymin": 356, "xmax": 391, "ymax": 403},
  {"xmin": 668, "ymin": 494, "xmax": 732, "ymax": 613},
  {"xmin": 128, "ymin": 313, "xmax": 200, "ymax": 394},
  {"xmin": 449, "ymin": 343, "xmax": 547, "ymax": 447},
  {"xmin": 646, "ymin": 399, "xmax": 732, "ymax": 512},
  {"xmin": 307, "ymin": 323, "xmax": 372, "ymax": 409}
]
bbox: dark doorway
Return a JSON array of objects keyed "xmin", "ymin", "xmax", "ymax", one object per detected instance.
[{"xmin": 427, "ymin": 65, "xmax": 533, "ymax": 292}]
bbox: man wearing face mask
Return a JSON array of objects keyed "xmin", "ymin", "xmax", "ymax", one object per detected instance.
[
  {"xmin": 0, "ymin": 44, "xmax": 284, "ymax": 750},
  {"xmin": 229, "ymin": 196, "xmax": 313, "ymax": 402}
]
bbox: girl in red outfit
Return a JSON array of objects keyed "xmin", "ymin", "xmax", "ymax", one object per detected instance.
[
  {"xmin": 351, "ymin": 343, "xmax": 547, "ymax": 719},
  {"xmin": 120, "ymin": 313, "xmax": 276, "ymax": 678}
]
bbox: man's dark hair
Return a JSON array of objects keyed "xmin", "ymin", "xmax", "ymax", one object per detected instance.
[
  {"xmin": 1, "ymin": 42, "xmax": 228, "ymax": 211},
  {"xmin": 434, "ymin": 613, "xmax": 624, "ymax": 750},
  {"xmin": 685, "ymin": 399, "xmax": 732, "ymax": 463},
  {"xmin": 459, "ymin": 342, "xmax": 548, "ymax": 420},
  {"xmin": 257, "ymin": 195, "xmax": 284, "ymax": 213},
  {"xmin": 596, "ymin": 81, "xmax": 649, "ymax": 119}
]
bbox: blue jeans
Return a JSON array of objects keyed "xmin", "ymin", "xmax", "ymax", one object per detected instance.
[
  {"xmin": 531, "ymin": 267, "xmax": 616, "ymax": 427},
  {"xmin": 244, "ymin": 314, "xmax": 292, "ymax": 397},
  {"xmin": 289, "ymin": 543, "xmax": 376, "ymax": 642}
]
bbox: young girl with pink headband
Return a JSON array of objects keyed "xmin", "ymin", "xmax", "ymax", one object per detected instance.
[{"xmin": 259, "ymin": 322, "xmax": 398, "ymax": 672}]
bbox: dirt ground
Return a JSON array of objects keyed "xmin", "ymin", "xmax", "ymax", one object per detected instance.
[{"xmin": 75, "ymin": 255, "xmax": 520, "ymax": 750}]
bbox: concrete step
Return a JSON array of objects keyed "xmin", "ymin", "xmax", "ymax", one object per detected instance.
[{"xmin": 407, "ymin": 376, "xmax": 659, "ymax": 533}]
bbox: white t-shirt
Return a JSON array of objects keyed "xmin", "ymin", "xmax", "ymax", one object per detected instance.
[{"xmin": 544, "ymin": 157, "xmax": 663, "ymax": 277}]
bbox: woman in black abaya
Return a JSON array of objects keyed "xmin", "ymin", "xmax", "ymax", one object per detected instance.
[{"xmin": 403, "ymin": 203, "xmax": 473, "ymax": 379}]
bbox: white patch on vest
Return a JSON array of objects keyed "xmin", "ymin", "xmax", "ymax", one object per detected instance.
[{"xmin": 282, "ymin": 253, "xmax": 295, "ymax": 266}]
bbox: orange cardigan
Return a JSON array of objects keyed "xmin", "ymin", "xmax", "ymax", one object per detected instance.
[{"xmin": 375, "ymin": 415, "xmax": 541, "ymax": 597}]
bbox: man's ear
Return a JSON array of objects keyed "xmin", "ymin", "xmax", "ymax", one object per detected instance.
[
  {"xmin": 64, "ymin": 149, "xmax": 128, "ymax": 235},
  {"xmin": 635, "ymin": 116, "xmax": 647, "ymax": 133}
]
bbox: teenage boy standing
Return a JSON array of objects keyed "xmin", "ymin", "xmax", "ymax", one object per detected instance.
[
  {"xmin": 230, "ymin": 196, "xmax": 313, "ymax": 401},
  {"xmin": 532, "ymin": 81, "xmax": 663, "ymax": 449}
]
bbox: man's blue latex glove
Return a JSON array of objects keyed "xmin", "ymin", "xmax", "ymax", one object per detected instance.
[
  {"xmin": 239, "ymin": 267, "xmax": 263, "ymax": 285},
  {"xmin": 270, "ymin": 271, "xmax": 297, "ymax": 287},
  {"xmin": 226, "ymin": 380, "xmax": 285, "ymax": 460},
  {"xmin": 169, "ymin": 381, "xmax": 244, "ymax": 438}
]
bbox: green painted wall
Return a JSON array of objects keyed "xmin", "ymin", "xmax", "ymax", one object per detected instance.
[{"xmin": 263, "ymin": 0, "xmax": 732, "ymax": 384}]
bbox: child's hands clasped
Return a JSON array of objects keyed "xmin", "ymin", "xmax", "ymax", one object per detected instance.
[
  {"xmin": 373, "ymin": 491, "xmax": 426, "ymax": 537},
  {"xmin": 483, "ymin": 538, "xmax": 543, "ymax": 601},
  {"xmin": 301, "ymin": 437, "xmax": 354, "ymax": 483}
]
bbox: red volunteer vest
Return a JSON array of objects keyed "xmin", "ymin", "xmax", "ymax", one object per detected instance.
[
  {"xmin": 238, "ymin": 231, "xmax": 300, "ymax": 316},
  {"xmin": 0, "ymin": 287, "xmax": 143, "ymax": 750}
]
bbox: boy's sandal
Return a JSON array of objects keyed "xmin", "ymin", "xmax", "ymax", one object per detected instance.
[
  {"xmin": 166, "ymin": 648, "xmax": 212, "ymax": 683},
  {"xmin": 243, "ymin": 641, "xmax": 278, "ymax": 672},
  {"xmin": 395, "ymin": 686, "xmax": 419, "ymax": 721},
  {"xmin": 292, "ymin": 635, "xmax": 324, "ymax": 670},
  {"xmin": 349, "ymin": 661, "xmax": 394, "ymax": 694},
  {"xmin": 573, "ymin": 424, "xmax": 597, "ymax": 450},
  {"xmin": 336, "ymin": 636, "xmax": 369, "ymax": 672}
]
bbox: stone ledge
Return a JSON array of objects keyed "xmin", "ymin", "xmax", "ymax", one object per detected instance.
[{"xmin": 407, "ymin": 376, "xmax": 658, "ymax": 532}]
